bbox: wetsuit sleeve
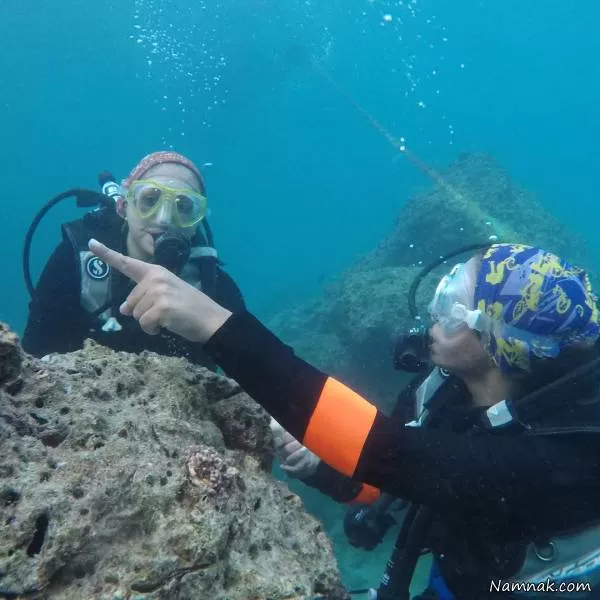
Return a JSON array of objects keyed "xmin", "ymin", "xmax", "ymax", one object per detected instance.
[
  {"xmin": 215, "ymin": 269, "xmax": 246, "ymax": 313},
  {"xmin": 303, "ymin": 462, "xmax": 381, "ymax": 504},
  {"xmin": 205, "ymin": 311, "xmax": 600, "ymax": 515},
  {"xmin": 184, "ymin": 268, "xmax": 245, "ymax": 370},
  {"xmin": 22, "ymin": 241, "xmax": 86, "ymax": 357},
  {"xmin": 299, "ymin": 380, "xmax": 421, "ymax": 504},
  {"xmin": 306, "ymin": 378, "xmax": 420, "ymax": 504}
]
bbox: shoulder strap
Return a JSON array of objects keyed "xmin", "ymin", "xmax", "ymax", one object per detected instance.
[
  {"xmin": 180, "ymin": 227, "xmax": 219, "ymax": 299},
  {"xmin": 480, "ymin": 355, "xmax": 600, "ymax": 432},
  {"xmin": 188, "ymin": 246, "xmax": 218, "ymax": 299},
  {"xmin": 61, "ymin": 211, "xmax": 124, "ymax": 320}
]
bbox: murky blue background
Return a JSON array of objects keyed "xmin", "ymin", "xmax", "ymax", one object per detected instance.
[{"xmin": 2, "ymin": 1, "xmax": 598, "ymax": 332}]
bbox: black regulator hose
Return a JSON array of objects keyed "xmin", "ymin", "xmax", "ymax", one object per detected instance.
[
  {"xmin": 407, "ymin": 242, "xmax": 493, "ymax": 319},
  {"xmin": 23, "ymin": 188, "xmax": 113, "ymax": 299}
]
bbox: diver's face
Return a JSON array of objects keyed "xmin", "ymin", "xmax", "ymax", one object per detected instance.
[
  {"xmin": 428, "ymin": 257, "xmax": 491, "ymax": 375},
  {"xmin": 429, "ymin": 323, "xmax": 490, "ymax": 375},
  {"xmin": 124, "ymin": 163, "xmax": 201, "ymax": 261}
]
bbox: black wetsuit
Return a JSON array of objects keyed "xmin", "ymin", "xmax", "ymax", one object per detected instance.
[
  {"xmin": 22, "ymin": 238, "xmax": 245, "ymax": 369},
  {"xmin": 204, "ymin": 310, "xmax": 600, "ymax": 599}
]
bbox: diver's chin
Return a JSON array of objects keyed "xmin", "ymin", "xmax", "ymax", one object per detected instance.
[
  {"xmin": 429, "ymin": 351, "xmax": 447, "ymax": 371},
  {"xmin": 140, "ymin": 232, "xmax": 158, "ymax": 260}
]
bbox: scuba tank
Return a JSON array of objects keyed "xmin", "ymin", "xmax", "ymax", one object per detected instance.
[{"xmin": 98, "ymin": 171, "xmax": 121, "ymax": 202}]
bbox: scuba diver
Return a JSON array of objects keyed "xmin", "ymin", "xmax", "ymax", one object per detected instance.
[
  {"xmin": 88, "ymin": 238, "xmax": 600, "ymax": 599},
  {"xmin": 268, "ymin": 245, "xmax": 486, "ymax": 596},
  {"xmin": 268, "ymin": 246, "xmax": 485, "ymax": 572},
  {"xmin": 22, "ymin": 151, "xmax": 245, "ymax": 369}
]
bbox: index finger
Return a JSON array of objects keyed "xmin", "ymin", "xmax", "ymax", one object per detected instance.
[{"xmin": 88, "ymin": 238, "xmax": 150, "ymax": 284}]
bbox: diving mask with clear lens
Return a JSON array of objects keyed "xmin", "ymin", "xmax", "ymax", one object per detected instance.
[
  {"xmin": 127, "ymin": 179, "xmax": 208, "ymax": 228},
  {"xmin": 428, "ymin": 263, "xmax": 561, "ymax": 358},
  {"xmin": 428, "ymin": 263, "xmax": 475, "ymax": 334}
]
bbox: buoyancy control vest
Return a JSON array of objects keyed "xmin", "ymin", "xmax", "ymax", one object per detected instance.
[
  {"xmin": 375, "ymin": 366, "xmax": 600, "ymax": 600},
  {"xmin": 61, "ymin": 209, "xmax": 219, "ymax": 331}
]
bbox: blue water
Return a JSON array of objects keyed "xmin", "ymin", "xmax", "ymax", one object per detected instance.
[
  {"xmin": 1, "ymin": 0, "xmax": 599, "ymax": 593},
  {"xmin": 3, "ymin": 0, "xmax": 599, "ymax": 331}
]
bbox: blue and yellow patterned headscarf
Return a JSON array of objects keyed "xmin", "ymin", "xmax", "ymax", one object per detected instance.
[{"xmin": 474, "ymin": 244, "xmax": 600, "ymax": 374}]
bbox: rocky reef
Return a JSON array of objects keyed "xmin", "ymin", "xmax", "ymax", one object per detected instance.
[{"xmin": 0, "ymin": 326, "xmax": 349, "ymax": 600}]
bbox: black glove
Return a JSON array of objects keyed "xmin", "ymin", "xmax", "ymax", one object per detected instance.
[{"xmin": 344, "ymin": 504, "xmax": 397, "ymax": 551}]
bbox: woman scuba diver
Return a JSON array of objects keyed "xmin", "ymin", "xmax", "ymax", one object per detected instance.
[{"xmin": 22, "ymin": 151, "xmax": 245, "ymax": 369}]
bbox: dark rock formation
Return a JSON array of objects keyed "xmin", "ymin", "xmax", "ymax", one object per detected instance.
[{"xmin": 366, "ymin": 152, "xmax": 591, "ymax": 271}]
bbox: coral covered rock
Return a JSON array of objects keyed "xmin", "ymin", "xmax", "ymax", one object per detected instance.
[
  {"xmin": 0, "ymin": 331, "xmax": 348, "ymax": 600},
  {"xmin": 0, "ymin": 322, "xmax": 24, "ymax": 388}
]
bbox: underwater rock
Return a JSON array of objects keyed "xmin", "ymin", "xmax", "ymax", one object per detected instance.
[
  {"xmin": 0, "ymin": 330, "xmax": 348, "ymax": 600},
  {"xmin": 269, "ymin": 266, "xmax": 416, "ymax": 413},
  {"xmin": 0, "ymin": 322, "xmax": 24, "ymax": 389},
  {"xmin": 365, "ymin": 152, "xmax": 592, "ymax": 270}
]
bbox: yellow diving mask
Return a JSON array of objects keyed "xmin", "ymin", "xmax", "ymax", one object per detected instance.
[{"xmin": 126, "ymin": 179, "xmax": 208, "ymax": 228}]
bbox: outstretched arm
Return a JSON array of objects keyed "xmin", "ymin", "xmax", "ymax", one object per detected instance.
[
  {"xmin": 203, "ymin": 310, "xmax": 600, "ymax": 516},
  {"xmin": 89, "ymin": 239, "xmax": 600, "ymax": 519}
]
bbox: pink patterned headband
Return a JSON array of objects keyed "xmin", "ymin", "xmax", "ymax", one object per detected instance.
[{"xmin": 122, "ymin": 151, "xmax": 205, "ymax": 193}]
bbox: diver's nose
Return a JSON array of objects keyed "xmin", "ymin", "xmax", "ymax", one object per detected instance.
[{"xmin": 153, "ymin": 202, "xmax": 174, "ymax": 226}]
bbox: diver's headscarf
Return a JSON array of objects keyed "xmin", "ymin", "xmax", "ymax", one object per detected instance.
[
  {"xmin": 122, "ymin": 151, "xmax": 205, "ymax": 193},
  {"xmin": 474, "ymin": 244, "xmax": 600, "ymax": 374}
]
